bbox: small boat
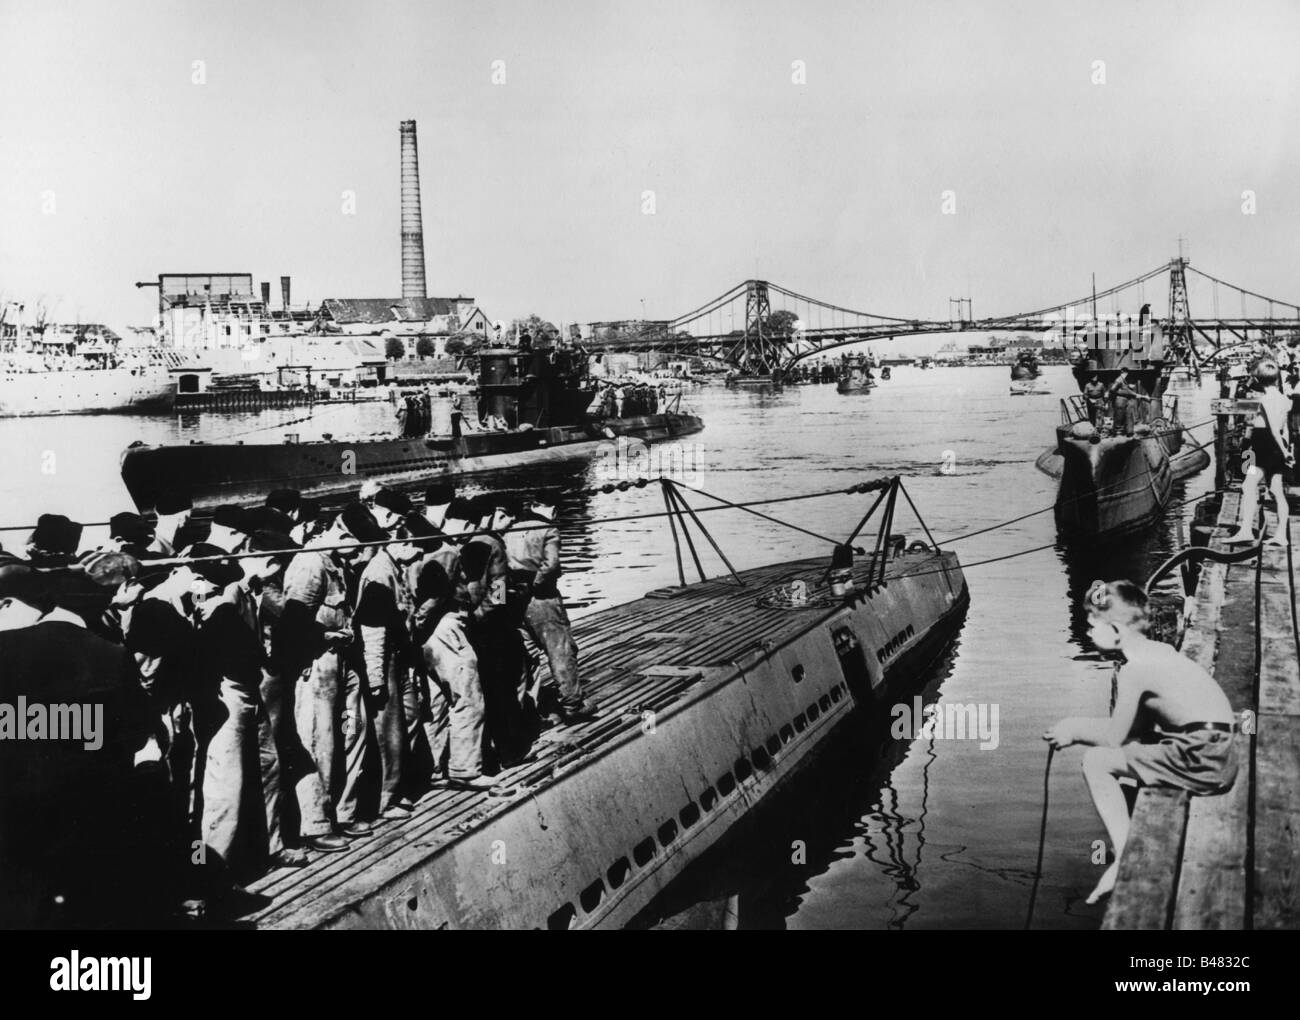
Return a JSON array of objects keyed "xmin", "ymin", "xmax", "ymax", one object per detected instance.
[
  {"xmin": 836, "ymin": 353, "xmax": 876, "ymax": 394},
  {"xmin": 1008, "ymin": 351, "xmax": 1044, "ymax": 395}
]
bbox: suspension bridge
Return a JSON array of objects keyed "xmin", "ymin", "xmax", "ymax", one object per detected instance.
[{"xmin": 587, "ymin": 257, "xmax": 1300, "ymax": 377}]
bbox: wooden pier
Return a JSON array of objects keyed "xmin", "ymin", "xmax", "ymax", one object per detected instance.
[{"xmin": 1103, "ymin": 487, "xmax": 1300, "ymax": 929}]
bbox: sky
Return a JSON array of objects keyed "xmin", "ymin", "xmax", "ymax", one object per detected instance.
[{"xmin": 3, "ymin": 0, "xmax": 1299, "ymax": 343}]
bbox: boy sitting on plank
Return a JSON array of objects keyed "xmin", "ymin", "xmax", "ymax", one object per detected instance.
[{"xmin": 1044, "ymin": 580, "xmax": 1238, "ymax": 905}]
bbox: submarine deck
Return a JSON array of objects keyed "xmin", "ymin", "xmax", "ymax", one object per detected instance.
[{"xmin": 245, "ymin": 547, "xmax": 954, "ymax": 929}]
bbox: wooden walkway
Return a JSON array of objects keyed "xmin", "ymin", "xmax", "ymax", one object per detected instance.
[{"xmin": 1102, "ymin": 488, "xmax": 1300, "ymax": 929}]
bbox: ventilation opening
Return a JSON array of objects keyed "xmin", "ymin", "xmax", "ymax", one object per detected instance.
[
  {"xmin": 793, "ymin": 712, "xmax": 808, "ymax": 733},
  {"xmin": 779, "ymin": 724, "xmax": 795, "ymax": 744},
  {"xmin": 717, "ymin": 771, "xmax": 737, "ymax": 796},
  {"xmin": 818, "ymin": 694, "xmax": 832, "ymax": 712},
  {"xmin": 752, "ymin": 746, "xmax": 772, "ymax": 771},
  {"xmin": 548, "ymin": 904, "xmax": 577, "ymax": 930},
  {"xmin": 633, "ymin": 837, "xmax": 656, "ymax": 867},
  {"xmin": 579, "ymin": 880, "xmax": 605, "ymax": 913},
  {"xmin": 807, "ymin": 702, "xmax": 821, "ymax": 722},
  {"xmin": 700, "ymin": 786, "xmax": 718, "ymax": 811},
  {"xmin": 658, "ymin": 819, "xmax": 679, "ymax": 846},
  {"xmin": 680, "ymin": 802, "xmax": 701, "ymax": 828},
  {"xmin": 830, "ymin": 685, "xmax": 843, "ymax": 703},
  {"xmin": 607, "ymin": 857, "xmax": 632, "ymax": 890},
  {"xmin": 765, "ymin": 734, "xmax": 782, "ymax": 756},
  {"xmin": 734, "ymin": 757, "xmax": 753, "ymax": 782},
  {"xmin": 791, "ymin": 664, "xmax": 805, "ymax": 684}
]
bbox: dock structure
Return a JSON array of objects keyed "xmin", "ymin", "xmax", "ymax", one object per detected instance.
[
  {"xmin": 1103, "ymin": 488, "xmax": 1300, "ymax": 930},
  {"xmin": 242, "ymin": 544, "xmax": 967, "ymax": 930}
]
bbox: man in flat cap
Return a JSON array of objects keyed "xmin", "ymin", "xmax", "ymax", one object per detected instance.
[
  {"xmin": 466, "ymin": 494, "xmax": 531, "ymax": 767},
  {"xmin": 277, "ymin": 503, "xmax": 382, "ymax": 837},
  {"xmin": 245, "ymin": 530, "xmax": 346, "ymax": 861},
  {"xmin": 108, "ymin": 511, "xmax": 157, "ymax": 560},
  {"xmin": 27, "ymin": 514, "xmax": 83, "ymax": 567},
  {"xmin": 506, "ymin": 491, "xmax": 596, "ymax": 724},
  {"xmin": 149, "ymin": 490, "xmax": 192, "ymax": 557}
]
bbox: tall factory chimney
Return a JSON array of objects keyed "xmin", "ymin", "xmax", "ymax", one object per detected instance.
[
  {"xmin": 260, "ymin": 281, "xmax": 271, "ymax": 309},
  {"xmin": 280, "ymin": 276, "xmax": 291, "ymax": 313},
  {"xmin": 399, "ymin": 119, "xmax": 427, "ymax": 299}
]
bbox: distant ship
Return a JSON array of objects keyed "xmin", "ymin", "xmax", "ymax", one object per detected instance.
[
  {"xmin": 121, "ymin": 346, "xmax": 703, "ymax": 511},
  {"xmin": 836, "ymin": 353, "xmax": 877, "ymax": 394},
  {"xmin": 0, "ymin": 332, "xmax": 174, "ymax": 417},
  {"xmin": 1035, "ymin": 313, "xmax": 1209, "ymax": 541}
]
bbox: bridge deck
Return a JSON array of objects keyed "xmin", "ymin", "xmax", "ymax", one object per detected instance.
[{"xmin": 1102, "ymin": 489, "xmax": 1300, "ymax": 929}]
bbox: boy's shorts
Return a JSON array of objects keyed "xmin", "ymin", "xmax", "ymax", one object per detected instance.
[{"xmin": 1124, "ymin": 728, "xmax": 1238, "ymax": 795}]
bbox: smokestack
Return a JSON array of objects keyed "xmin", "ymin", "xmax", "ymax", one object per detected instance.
[
  {"xmin": 280, "ymin": 276, "xmax": 291, "ymax": 313},
  {"xmin": 399, "ymin": 119, "xmax": 427, "ymax": 299},
  {"xmin": 261, "ymin": 281, "xmax": 271, "ymax": 309}
]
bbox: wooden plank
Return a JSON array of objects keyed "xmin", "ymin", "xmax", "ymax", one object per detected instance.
[
  {"xmin": 1102, "ymin": 787, "xmax": 1189, "ymax": 930},
  {"xmin": 1172, "ymin": 745, "xmax": 1250, "ymax": 929},
  {"xmin": 1259, "ymin": 637, "xmax": 1300, "ymax": 716},
  {"xmin": 1253, "ymin": 713, "xmax": 1300, "ymax": 929}
]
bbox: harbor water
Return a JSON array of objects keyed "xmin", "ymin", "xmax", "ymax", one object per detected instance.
[{"xmin": 0, "ymin": 365, "xmax": 1218, "ymax": 929}]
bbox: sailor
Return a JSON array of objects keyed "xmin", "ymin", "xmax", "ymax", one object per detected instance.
[
  {"xmin": 355, "ymin": 514, "xmax": 426, "ymax": 816},
  {"xmin": 277, "ymin": 502, "xmax": 384, "ymax": 837},
  {"xmin": 1106, "ymin": 368, "xmax": 1138, "ymax": 437},
  {"xmin": 246, "ymin": 528, "xmax": 347, "ymax": 862},
  {"xmin": 466, "ymin": 493, "xmax": 531, "ymax": 767},
  {"xmin": 359, "ymin": 480, "xmax": 386, "ymax": 511},
  {"xmin": 370, "ymin": 487, "xmax": 413, "ymax": 533},
  {"xmin": 184, "ymin": 541, "xmax": 266, "ymax": 882},
  {"xmin": 506, "ymin": 491, "xmax": 597, "ymax": 724},
  {"xmin": 1226, "ymin": 359, "xmax": 1295, "ymax": 547},
  {"xmin": 107, "ymin": 511, "xmax": 158, "ymax": 560},
  {"xmin": 122, "ymin": 595, "xmax": 200, "ymax": 902},
  {"xmin": 149, "ymin": 490, "xmax": 192, "ymax": 557},
  {"xmin": 0, "ymin": 567, "xmax": 160, "ymax": 926},
  {"xmin": 422, "ymin": 481, "xmax": 457, "ymax": 533},
  {"xmin": 1083, "ymin": 374, "xmax": 1106, "ymax": 426},
  {"xmin": 203, "ymin": 505, "xmax": 256, "ymax": 557},
  {"xmin": 265, "ymin": 488, "xmax": 305, "ymax": 529},
  {"xmin": 420, "ymin": 540, "xmax": 498, "ymax": 790},
  {"xmin": 26, "ymin": 513, "xmax": 83, "ymax": 567}
]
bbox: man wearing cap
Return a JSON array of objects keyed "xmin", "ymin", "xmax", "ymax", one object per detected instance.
[
  {"xmin": 149, "ymin": 491, "xmax": 193, "ymax": 557},
  {"xmin": 247, "ymin": 529, "xmax": 347, "ymax": 862},
  {"xmin": 505, "ymin": 492, "xmax": 596, "ymax": 723},
  {"xmin": 421, "ymin": 540, "xmax": 496, "ymax": 789},
  {"xmin": 355, "ymin": 514, "xmax": 426, "ymax": 815},
  {"xmin": 278, "ymin": 502, "xmax": 383, "ymax": 835},
  {"xmin": 107, "ymin": 511, "xmax": 157, "ymax": 560},
  {"xmin": 26, "ymin": 514, "xmax": 83, "ymax": 567},
  {"xmin": 0, "ymin": 568, "xmax": 160, "ymax": 926},
  {"xmin": 1226, "ymin": 358, "xmax": 1295, "ymax": 547},
  {"xmin": 467, "ymin": 494, "xmax": 531, "ymax": 766},
  {"xmin": 184, "ymin": 542, "xmax": 268, "ymax": 881}
]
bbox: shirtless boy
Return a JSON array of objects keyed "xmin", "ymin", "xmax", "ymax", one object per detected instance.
[{"xmin": 1043, "ymin": 580, "xmax": 1238, "ymax": 904}]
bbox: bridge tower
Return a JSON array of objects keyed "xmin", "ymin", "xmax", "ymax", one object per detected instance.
[
  {"xmin": 1166, "ymin": 255, "xmax": 1202, "ymax": 376},
  {"xmin": 727, "ymin": 279, "xmax": 783, "ymax": 375}
]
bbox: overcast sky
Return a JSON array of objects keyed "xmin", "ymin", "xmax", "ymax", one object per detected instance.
[{"xmin": 2, "ymin": 0, "xmax": 1298, "ymax": 335}]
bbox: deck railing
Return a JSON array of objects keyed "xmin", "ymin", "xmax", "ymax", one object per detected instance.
[{"xmin": 1060, "ymin": 393, "xmax": 1177, "ymax": 431}]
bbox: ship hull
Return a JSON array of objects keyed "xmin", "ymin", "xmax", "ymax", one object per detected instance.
[
  {"xmin": 1052, "ymin": 433, "xmax": 1173, "ymax": 540},
  {"xmin": 120, "ymin": 412, "xmax": 704, "ymax": 511},
  {"xmin": 0, "ymin": 366, "xmax": 174, "ymax": 417},
  {"xmin": 247, "ymin": 547, "xmax": 969, "ymax": 930}
]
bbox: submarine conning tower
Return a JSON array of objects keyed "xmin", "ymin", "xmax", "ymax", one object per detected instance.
[{"xmin": 476, "ymin": 346, "xmax": 590, "ymax": 429}]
